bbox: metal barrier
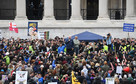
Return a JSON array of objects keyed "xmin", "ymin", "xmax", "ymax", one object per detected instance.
[
  {"xmin": 109, "ymin": 9, "xmax": 126, "ymax": 20},
  {"xmin": 54, "ymin": 9, "xmax": 71, "ymax": 20},
  {"xmin": 0, "ymin": 9, "xmax": 16, "ymax": 20}
]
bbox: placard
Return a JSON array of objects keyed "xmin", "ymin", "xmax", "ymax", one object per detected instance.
[
  {"xmin": 2, "ymin": 75, "xmax": 8, "ymax": 82},
  {"xmin": 48, "ymin": 82, "xmax": 57, "ymax": 84},
  {"xmin": 116, "ymin": 66, "xmax": 123, "ymax": 74},
  {"xmin": 28, "ymin": 22, "xmax": 38, "ymax": 36},
  {"xmin": 15, "ymin": 71, "xmax": 28, "ymax": 84},
  {"xmin": 106, "ymin": 78, "xmax": 114, "ymax": 84},
  {"xmin": 38, "ymin": 31, "xmax": 45, "ymax": 39},
  {"xmin": 123, "ymin": 23, "xmax": 134, "ymax": 32}
]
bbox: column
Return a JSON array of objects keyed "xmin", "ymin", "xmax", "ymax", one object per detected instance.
[
  {"xmin": 70, "ymin": 0, "xmax": 82, "ymax": 20},
  {"xmin": 43, "ymin": 0, "xmax": 55, "ymax": 20},
  {"xmin": 98, "ymin": 0, "xmax": 109, "ymax": 20},
  {"xmin": 125, "ymin": 0, "xmax": 136, "ymax": 20},
  {"xmin": 15, "ymin": 0, "xmax": 27, "ymax": 20}
]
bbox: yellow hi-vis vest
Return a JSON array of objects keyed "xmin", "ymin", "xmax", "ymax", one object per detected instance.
[
  {"xmin": 88, "ymin": 50, "xmax": 90, "ymax": 54},
  {"xmin": 113, "ymin": 44, "xmax": 115, "ymax": 50},
  {"xmin": 120, "ymin": 45, "xmax": 127, "ymax": 52},
  {"xmin": 103, "ymin": 45, "xmax": 108, "ymax": 52},
  {"xmin": 130, "ymin": 45, "xmax": 136, "ymax": 51},
  {"xmin": 64, "ymin": 47, "xmax": 67, "ymax": 52}
]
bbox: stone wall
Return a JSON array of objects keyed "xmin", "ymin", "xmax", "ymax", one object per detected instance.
[{"xmin": 0, "ymin": 27, "xmax": 135, "ymax": 39}]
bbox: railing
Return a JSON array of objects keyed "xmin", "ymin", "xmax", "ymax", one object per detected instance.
[
  {"xmin": 54, "ymin": 9, "xmax": 71, "ymax": 20},
  {"xmin": 0, "ymin": 9, "xmax": 16, "ymax": 20},
  {"xmin": 81, "ymin": 9, "xmax": 98, "ymax": 20},
  {"xmin": 109, "ymin": 9, "xmax": 126, "ymax": 20}
]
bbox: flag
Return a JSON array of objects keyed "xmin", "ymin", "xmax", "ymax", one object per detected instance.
[
  {"xmin": 9, "ymin": 22, "xmax": 18, "ymax": 33},
  {"xmin": 72, "ymin": 71, "xmax": 81, "ymax": 84},
  {"xmin": 9, "ymin": 22, "xmax": 13, "ymax": 31},
  {"xmin": 44, "ymin": 31, "xmax": 49, "ymax": 40},
  {"xmin": 13, "ymin": 28, "xmax": 18, "ymax": 33}
]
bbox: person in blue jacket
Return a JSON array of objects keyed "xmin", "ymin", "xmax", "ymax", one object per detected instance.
[
  {"xmin": 24, "ymin": 55, "xmax": 29, "ymax": 63},
  {"xmin": 58, "ymin": 43, "xmax": 66, "ymax": 54},
  {"xmin": 38, "ymin": 73, "xmax": 44, "ymax": 84}
]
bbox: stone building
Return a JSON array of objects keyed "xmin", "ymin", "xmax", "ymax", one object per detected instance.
[{"xmin": 0, "ymin": 0, "xmax": 135, "ymax": 38}]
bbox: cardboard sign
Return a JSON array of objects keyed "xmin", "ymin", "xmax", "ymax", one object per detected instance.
[
  {"xmin": 116, "ymin": 66, "xmax": 123, "ymax": 74},
  {"xmin": 2, "ymin": 75, "xmax": 8, "ymax": 82},
  {"xmin": 38, "ymin": 31, "xmax": 45, "ymax": 39},
  {"xmin": 106, "ymin": 78, "xmax": 114, "ymax": 84},
  {"xmin": 15, "ymin": 71, "xmax": 28, "ymax": 84}
]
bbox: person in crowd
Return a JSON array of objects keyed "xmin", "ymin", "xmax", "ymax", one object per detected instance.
[
  {"xmin": 106, "ymin": 33, "xmax": 112, "ymax": 51},
  {"xmin": 73, "ymin": 36, "xmax": 80, "ymax": 56},
  {"xmin": 0, "ymin": 35, "xmax": 136, "ymax": 84},
  {"xmin": 65, "ymin": 36, "xmax": 74, "ymax": 56},
  {"xmin": 58, "ymin": 43, "xmax": 66, "ymax": 54}
]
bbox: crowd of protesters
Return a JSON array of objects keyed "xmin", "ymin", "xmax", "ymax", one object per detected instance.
[{"xmin": 0, "ymin": 33, "xmax": 136, "ymax": 84}]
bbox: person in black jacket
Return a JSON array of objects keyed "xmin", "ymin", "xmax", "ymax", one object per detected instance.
[
  {"xmin": 77, "ymin": 72, "xmax": 86, "ymax": 83},
  {"xmin": 65, "ymin": 36, "xmax": 74, "ymax": 56}
]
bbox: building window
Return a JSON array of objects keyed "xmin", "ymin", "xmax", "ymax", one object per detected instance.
[
  {"xmin": 81, "ymin": 0, "xmax": 99, "ymax": 20},
  {"xmin": 54, "ymin": 0, "xmax": 71, "ymax": 20},
  {"xmin": 108, "ymin": 0, "xmax": 126, "ymax": 20},
  {"xmin": 0, "ymin": 0, "xmax": 16, "ymax": 20},
  {"xmin": 26, "ymin": 0, "xmax": 44, "ymax": 20}
]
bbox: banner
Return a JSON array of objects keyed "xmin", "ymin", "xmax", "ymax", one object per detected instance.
[
  {"xmin": 15, "ymin": 71, "xmax": 28, "ymax": 84},
  {"xmin": 123, "ymin": 23, "xmax": 134, "ymax": 32},
  {"xmin": 106, "ymin": 78, "xmax": 114, "ymax": 84},
  {"xmin": 28, "ymin": 22, "xmax": 38, "ymax": 36},
  {"xmin": 72, "ymin": 71, "xmax": 81, "ymax": 84}
]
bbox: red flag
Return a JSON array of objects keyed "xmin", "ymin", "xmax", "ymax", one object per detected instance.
[
  {"xmin": 9, "ymin": 22, "xmax": 13, "ymax": 31},
  {"xmin": 9, "ymin": 22, "xmax": 18, "ymax": 33},
  {"xmin": 9, "ymin": 27, "xmax": 13, "ymax": 31},
  {"xmin": 13, "ymin": 28, "xmax": 18, "ymax": 33}
]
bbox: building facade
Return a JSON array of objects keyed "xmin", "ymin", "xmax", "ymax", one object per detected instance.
[{"xmin": 0, "ymin": 0, "xmax": 136, "ymax": 39}]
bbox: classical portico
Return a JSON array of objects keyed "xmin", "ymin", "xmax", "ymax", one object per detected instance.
[
  {"xmin": 0, "ymin": 0, "xmax": 136, "ymax": 20},
  {"xmin": 0, "ymin": 0, "xmax": 135, "ymax": 39}
]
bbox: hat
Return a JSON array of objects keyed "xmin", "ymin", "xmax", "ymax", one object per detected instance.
[
  {"xmin": 128, "ymin": 74, "xmax": 131, "ymax": 77},
  {"xmin": 5, "ymin": 52, "xmax": 9, "ymax": 55},
  {"xmin": 40, "ymin": 65, "xmax": 44, "ymax": 68},
  {"xmin": 119, "ymin": 75, "xmax": 122, "ymax": 79},
  {"xmin": 95, "ymin": 63, "xmax": 100, "ymax": 67},
  {"xmin": 1, "ymin": 69, "xmax": 4, "ymax": 72},
  {"xmin": 114, "ymin": 74, "xmax": 118, "ymax": 78},
  {"xmin": 124, "ymin": 75, "xmax": 127, "ymax": 78},
  {"xmin": 59, "ymin": 54, "xmax": 62, "ymax": 57}
]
